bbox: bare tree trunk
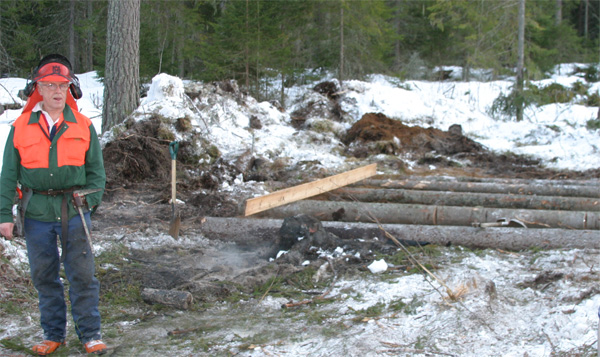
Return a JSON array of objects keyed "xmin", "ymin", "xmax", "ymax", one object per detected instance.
[
  {"xmin": 389, "ymin": 174, "xmax": 599, "ymax": 187},
  {"xmin": 86, "ymin": 0, "xmax": 94, "ymax": 71},
  {"xmin": 516, "ymin": 0, "xmax": 525, "ymax": 122},
  {"xmin": 200, "ymin": 217, "xmax": 600, "ymax": 250},
  {"xmin": 244, "ymin": 0, "xmax": 250, "ymax": 89},
  {"xmin": 254, "ymin": 200, "xmax": 600, "ymax": 230},
  {"xmin": 255, "ymin": 0, "xmax": 260, "ymax": 99},
  {"xmin": 339, "ymin": 0, "xmax": 344, "ymax": 84},
  {"xmin": 325, "ymin": 187, "xmax": 600, "ymax": 212},
  {"xmin": 69, "ymin": 0, "xmax": 76, "ymax": 68},
  {"xmin": 584, "ymin": 0, "xmax": 589, "ymax": 38},
  {"xmin": 102, "ymin": 0, "xmax": 140, "ymax": 133},
  {"xmin": 555, "ymin": 0, "xmax": 562, "ymax": 25},
  {"xmin": 177, "ymin": 22, "xmax": 184, "ymax": 77},
  {"xmin": 394, "ymin": 3, "xmax": 401, "ymax": 65},
  {"xmin": 0, "ymin": 8, "xmax": 4, "ymax": 75},
  {"xmin": 280, "ymin": 73, "xmax": 285, "ymax": 107},
  {"xmin": 361, "ymin": 179, "xmax": 600, "ymax": 198}
]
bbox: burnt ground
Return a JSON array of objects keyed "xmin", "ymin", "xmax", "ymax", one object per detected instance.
[
  {"xmin": 2, "ymin": 110, "xmax": 599, "ymax": 323},
  {"xmin": 2, "ymin": 106, "xmax": 600, "ymax": 355},
  {"xmin": 91, "ymin": 113, "xmax": 599, "ymax": 304}
]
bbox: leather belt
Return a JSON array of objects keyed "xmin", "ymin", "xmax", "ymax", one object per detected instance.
[{"xmin": 33, "ymin": 188, "xmax": 79, "ymax": 196}]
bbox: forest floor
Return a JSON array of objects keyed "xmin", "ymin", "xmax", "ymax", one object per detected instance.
[{"xmin": 1, "ymin": 114, "xmax": 599, "ymax": 356}]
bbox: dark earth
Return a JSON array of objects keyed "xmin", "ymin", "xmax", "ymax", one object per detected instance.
[
  {"xmin": 97, "ymin": 110, "xmax": 600, "ymax": 303},
  {"xmin": 2, "ymin": 106, "xmax": 599, "ymax": 308}
]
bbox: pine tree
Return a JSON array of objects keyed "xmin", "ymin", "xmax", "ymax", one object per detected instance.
[{"xmin": 102, "ymin": 0, "xmax": 140, "ymax": 132}]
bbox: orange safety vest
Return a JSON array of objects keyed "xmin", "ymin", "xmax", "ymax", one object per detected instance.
[{"xmin": 12, "ymin": 91, "xmax": 90, "ymax": 169}]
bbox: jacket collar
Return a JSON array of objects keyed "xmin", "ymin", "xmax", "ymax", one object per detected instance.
[{"xmin": 28, "ymin": 105, "xmax": 76, "ymax": 125}]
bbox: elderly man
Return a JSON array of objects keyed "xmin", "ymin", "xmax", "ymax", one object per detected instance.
[{"xmin": 0, "ymin": 54, "xmax": 106, "ymax": 355}]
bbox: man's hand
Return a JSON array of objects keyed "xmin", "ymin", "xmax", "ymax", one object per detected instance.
[{"xmin": 0, "ymin": 222, "xmax": 14, "ymax": 240}]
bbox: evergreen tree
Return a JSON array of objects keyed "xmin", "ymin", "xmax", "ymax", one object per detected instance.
[
  {"xmin": 428, "ymin": 0, "xmax": 521, "ymax": 80},
  {"xmin": 102, "ymin": 0, "xmax": 140, "ymax": 132},
  {"xmin": 340, "ymin": 0, "xmax": 396, "ymax": 79},
  {"xmin": 2, "ymin": 0, "xmax": 600, "ymax": 92}
]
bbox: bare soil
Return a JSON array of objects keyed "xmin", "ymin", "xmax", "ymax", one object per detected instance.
[
  {"xmin": 7, "ymin": 110, "xmax": 598, "ymax": 302},
  {"xmin": 89, "ymin": 113, "xmax": 599, "ymax": 303},
  {"xmin": 2, "ymin": 110, "xmax": 599, "ymax": 355}
]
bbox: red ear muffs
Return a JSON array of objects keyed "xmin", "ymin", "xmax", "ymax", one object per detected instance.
[
  {"xmin": 69, "ymin": 76, "xmax": 83, "ymax": 99},
  {"xmin": 23, "ymin": 81, "xmax": 36, "ymax": 97},
  {"xmin": 23, "ymin": 78, "xmax": 81, "ymax": 99}
]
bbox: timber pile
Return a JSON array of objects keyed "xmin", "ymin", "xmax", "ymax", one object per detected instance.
[{"xmin": 201, "ymin": 166, "xmax": 600, "ymax": 250}]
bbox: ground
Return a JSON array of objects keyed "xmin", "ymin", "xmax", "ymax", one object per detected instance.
[
  {"xmin": 1, "ymin": 110, "xmax": 599, "ymax": 356},
  {"xmin": 93, "ymin": 114, "xmax": 599, "ymax": 301}
]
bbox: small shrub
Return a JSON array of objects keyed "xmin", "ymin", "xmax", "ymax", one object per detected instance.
[
  {"xmin": 583, "ymin": 92, "xmax": 600, "ymax": 106},
  {"xmin": 389, "ymin": 295, "xmax": 423, "ymax": 315},
  {"xmin": 352, "ymin": 302, "xmax": 386, "ymax": 321},
  {"xmin": 571, "ymin": 80, "xmax": 591, "ymax": 96},
  {"xmin": 538, "ymin": 82, "xmax": 575, "ymax": 104},
  {"xmin": 586, "ymin": 118, "xmax": 600, "ymax": 130},
  {"xmin": 581, "ymin": 64, "xmax": 599, "ymax": 82},
  {"xmin": 489, "ymin": 89, "xmax": 533, "ymax": 119},
  {"xmin": 489, "ymin": 81, "xmax": 593, "ymax": 120}
]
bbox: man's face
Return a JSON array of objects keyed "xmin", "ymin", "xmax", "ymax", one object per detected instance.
[{"xmin": 37, "ymin": 81, "xmax": 69, "ymax": 113}]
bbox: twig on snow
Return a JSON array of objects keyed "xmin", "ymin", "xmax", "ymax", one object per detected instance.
[{"xmin": 282, "ymin": 257, "xmax": 338, "ymax": 308}]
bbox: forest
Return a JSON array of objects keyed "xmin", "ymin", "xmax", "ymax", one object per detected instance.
[{"xmin": 2, "ymin": 0, "xmax": 600, "ymax": 102}]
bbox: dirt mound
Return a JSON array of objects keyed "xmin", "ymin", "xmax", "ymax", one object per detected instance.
[
  {"xmin": 103, "ymin": 118, "xmax": 172, "ymax": 187},
  {"xmin": 344, "ymin": 112, "xmax": 482, "ymax": 156},
  {"xmin": 340, "ymin": 112, "xmax": 600, "ymax": 178}
]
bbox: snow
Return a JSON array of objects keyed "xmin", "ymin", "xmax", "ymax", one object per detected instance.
[
  {"xmin": 367, "ymin": 259, "xmax": 388, "ymax": 273},
  {"xmin": 1, "ymin": 65, "xmax": 599, "ymax": 355},
  {"xmin": 2, "ymin": 66, "xmax": 599, "ymax": 171}
]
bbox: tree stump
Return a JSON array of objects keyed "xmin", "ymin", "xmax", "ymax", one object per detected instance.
[{"xmin": 141, "ymin": 288, "xmax": 193, "ymax": 310}]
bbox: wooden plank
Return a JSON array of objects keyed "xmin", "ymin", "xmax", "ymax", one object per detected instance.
[{"xmin": 244, "ymin": 164, "xmax": 377, "ymax": 216}]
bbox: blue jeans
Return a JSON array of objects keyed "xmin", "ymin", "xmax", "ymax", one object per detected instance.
[{"xmin": 24, "ymin": 212, "xmax": 101, "ymax": 343}]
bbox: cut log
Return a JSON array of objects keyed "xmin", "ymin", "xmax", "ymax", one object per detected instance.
[
  {"xmin": 199, "ymin": 216, "xmax": 600, "ymax": 250},
  {"xmin": 374, "ymin": 175, "xmax": 600, "ymax": 187},
  {"xmin": 244, "ymin": 164, "xmax": 376, "ymax": 216},
  {"xmin": 253, "ymin": 200, "xmax": 600, "ymax": 230},
  {"xmin": 361, "ymin": 179, "xmax": 600, "ymax": 198},
  {"xmin": 141, "ymin": 288, "xmax": 193, "ymax": 310},
  {"xmin": 323, "ymin": 187, "xmax": 600, "ymax": 211}
]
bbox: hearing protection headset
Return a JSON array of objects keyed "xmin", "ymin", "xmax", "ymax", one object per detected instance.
[{"xmin": 23, "ymin": 54, "xmax": 83, "ymax": 99}]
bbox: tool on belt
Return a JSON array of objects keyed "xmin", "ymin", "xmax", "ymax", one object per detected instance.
[
  {"xmin": 14, "ymin": 186, "xmax": 32, "ymax": 237},
  {"xmin": 72, "ymin": 188, "xmax": 102, "ymax": 256},
  {"xmin": 21, "ymin": 186, "xmax": 100, "ymax": 261}
]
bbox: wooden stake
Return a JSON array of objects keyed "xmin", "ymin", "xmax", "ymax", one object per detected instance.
[{"xmin": 244, "ymin": 164, "xmax": 376, "ymax": 216}]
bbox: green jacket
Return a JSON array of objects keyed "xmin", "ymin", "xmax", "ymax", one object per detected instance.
[{"xmin": 0, "ymin": 105, "xmax": 105, "ymax": 223}]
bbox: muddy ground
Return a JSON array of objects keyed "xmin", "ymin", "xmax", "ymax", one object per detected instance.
[
  {"xmin": 3, "ymin": 110, "xmax": 599, "ymax": 305},
  {"xmin": 95, "ymin": 113, "xmax": 599, "ymax": 303},
  {"xmin": 1, "ymin": 110, "xmax": 599, "ymax": 355}
]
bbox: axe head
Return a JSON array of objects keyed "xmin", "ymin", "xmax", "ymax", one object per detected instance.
[{"xmin": 73, "ymin": 188, "xmax": 102, "ymax": 197}]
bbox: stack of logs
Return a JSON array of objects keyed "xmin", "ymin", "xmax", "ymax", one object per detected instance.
[{"xmin": 201, "ymin": 175, "xmax": 600, "ymax": 251}]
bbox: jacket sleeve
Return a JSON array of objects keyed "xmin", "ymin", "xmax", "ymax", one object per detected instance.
[
  {"xmin": 83, "ymin": 123, "xmax": 106, "ymax": 211},
  {"xmin": 0, "ymin": 127, "xmax": 19, "ymax": 223}
]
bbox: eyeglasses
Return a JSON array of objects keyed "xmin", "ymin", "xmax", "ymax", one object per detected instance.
[{"xmin": 39, "ymin": 82, "xmax": 70, "ymax": 91}]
